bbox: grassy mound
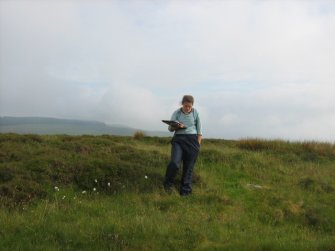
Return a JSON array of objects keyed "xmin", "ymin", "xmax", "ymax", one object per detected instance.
[
  {"xmin": 0, "ymin": 134, "xmax": 172, "ymax": 207},
  {"xmin": 0, "ymin": 134, "xmax": 335, "ymax": 250}
]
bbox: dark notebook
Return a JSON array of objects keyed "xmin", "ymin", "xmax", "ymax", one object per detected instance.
[{"xmin": 162, "ymin": 120, "xmax": 187, "ymax": 128}]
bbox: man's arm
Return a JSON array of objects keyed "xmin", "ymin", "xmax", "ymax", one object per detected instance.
[
  {"xmin": 195, "ymin": 110, "xmax": 202, "ymax": 144},
  {"xmin": 168, "ymin": 125, "xmax": 177, "ymax": 132},
  {"xmin": 168, "ymin": 110, "xmax": 180, "ymax": 132}
]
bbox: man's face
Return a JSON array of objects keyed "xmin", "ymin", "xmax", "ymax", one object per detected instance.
[{"xmin": 182, "ymin": 102, "xmax": 193, "ymax": 113}]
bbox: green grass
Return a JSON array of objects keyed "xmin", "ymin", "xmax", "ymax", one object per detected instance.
[{"xmin": 0, "ymin": 134, "xmax": 335, "ymax": 250}]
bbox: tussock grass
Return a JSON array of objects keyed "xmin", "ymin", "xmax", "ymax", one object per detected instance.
[
  {"xmin": 237, "ymin": 138, "xmax": 335, "ymax": 156},
  {"xmin": 133, "ymin": 130, "xmax": 146, "ymax": 140},
  {"xmin": 0, "ymin": 134, "xmax": 334, "ymax": 250},
  {"xmin": 0, "ymin": 134, "xmax": 169, "ymax": 207}
]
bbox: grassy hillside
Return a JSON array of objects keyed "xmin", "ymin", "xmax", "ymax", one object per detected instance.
[{"xmin": 0, "ymin": 134, "xmax": 334, "ymax": 250}]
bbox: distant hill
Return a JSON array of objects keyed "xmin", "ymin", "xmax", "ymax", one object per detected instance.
[{"xmin": 0, "ymin": 116, "xmax": 170, "ymax": 137}]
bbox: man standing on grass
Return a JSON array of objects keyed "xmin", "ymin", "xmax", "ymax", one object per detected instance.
[{"xmin": 163, "ymin": 95, "xmax": 202, "ymax": 196}]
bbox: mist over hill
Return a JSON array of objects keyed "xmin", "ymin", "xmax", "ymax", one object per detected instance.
[{"xmin": 0, "ymin": 116, "xmax": 170, "ymax": 137}]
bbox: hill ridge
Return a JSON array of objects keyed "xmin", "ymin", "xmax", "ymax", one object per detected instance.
[{"xmin": 0, "ymin": 116, "xmax": 170, "ymax": 137}]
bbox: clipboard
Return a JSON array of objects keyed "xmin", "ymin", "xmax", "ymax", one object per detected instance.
[{"xmin": 162, "ymin": 120, "xmax": 187, "ymax": 128}]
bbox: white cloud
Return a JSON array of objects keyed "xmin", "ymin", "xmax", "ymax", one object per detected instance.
[{"xmin": 1, "ymin": 0, "xmax": 335, "ymax": 141}]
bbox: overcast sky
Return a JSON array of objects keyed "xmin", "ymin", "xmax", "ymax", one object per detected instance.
[{"xmin": 1, "ymin": 0, "xmax": 334, "ymax": 141}]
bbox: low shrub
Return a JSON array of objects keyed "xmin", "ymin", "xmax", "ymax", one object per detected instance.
[{"xmin": 133, "ymin": 130, "xmax": 146, "ymax": 140}]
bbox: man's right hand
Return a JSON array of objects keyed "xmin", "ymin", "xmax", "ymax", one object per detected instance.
[{"xmin": 178, "ymin": 123, "xmax": 185, "ymax": 129}]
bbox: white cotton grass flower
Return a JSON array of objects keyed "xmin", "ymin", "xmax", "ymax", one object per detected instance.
[
  {"xmin": 107, "ymin": 182, "xmax": 111, "ymax": 187},
  {"xmin": 82, "ymin": 190, "xmax": 87, "ymax": 194},
  {"xmin": 144, "ymin": 175, "xmax": 148, "ymax": 179},
  {"xmin": 94, "ymin": 179, "xmax": 98, "ymax": 183},
  {"xmin": 93, "ymin": 187, "xmax": 96, "ymax": 192},
  {"xmin": 54, "ymin": 186, "xmax": 59, "ymax": 191},
  {"xmin": 62, "ymin": 195, "xmax": 66, "ymax": 200}
]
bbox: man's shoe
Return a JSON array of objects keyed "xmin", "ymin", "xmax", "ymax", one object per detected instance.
[
  {"xmin": 180, "ymin": 192, "xmax": 191, "ymax": 197},
  {"xmin": 164, "ymin": 186, "xmax": 173, "ymax": 194}
]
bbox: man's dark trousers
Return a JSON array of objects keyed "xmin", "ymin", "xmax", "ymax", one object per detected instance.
[{"xmin": 164, "ymin": 134, "xmax": 200, "ymax": 195}]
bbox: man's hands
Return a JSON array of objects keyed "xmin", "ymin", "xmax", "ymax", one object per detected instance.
[
  {"xmin": 197, "ymin": 135, "xmax": 202, "ymax": 145},
  {"xmin": 169, "ymin": 123, "xmax": 185, "ymax": 132},
  {"xmin": 177, "ymin": 123, "xmax": 185, "ymax": 129}
]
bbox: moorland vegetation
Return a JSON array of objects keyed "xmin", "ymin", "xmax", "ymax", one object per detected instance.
[{"xmin": 0, "ymin": 134, "xmax": 334, "ymax": 250}]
